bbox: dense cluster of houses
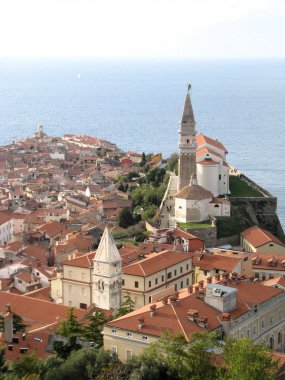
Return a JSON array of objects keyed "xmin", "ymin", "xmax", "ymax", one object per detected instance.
[{"xmin": 0, "ymin": 125, "xmax": 285, "ymax": 372}]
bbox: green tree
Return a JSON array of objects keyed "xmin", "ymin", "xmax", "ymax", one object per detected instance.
[
  {"xmin": 53, "ymin": 336, "xmax": 82, "ymax": 359},
  {"xmin": 167, "ymin": 153, "xmax": 179, "ymax": 173},
  {"xmin": 0, "ymin": 305, "xmax": 26, "ymax": 333},
  {"xmin": 83, "ymin": 310, "xmax": 107, "ymax": 347},
  {"xmin": 140, "ymin": 152, "xmax": 147, "ymax": 167},
  {"xmin": 43, "ymin": 348, "xmax": 114, "ymax": 380},
  {"xmin": 114, "ymin": 295, "xmax": 135, "ymax": 318},
  {"xmin": 141, "ymin": 205, "xmax": 157, "ymax": 221},
  {"xmin": 10, "ymin": 353, "xmax": 43, "ymax": 379},
  {"xmin": 0, "ymin": 344, "xmax": 7, "ymax": 375},
  {"xmin": 144, "ymin": 332, "xmax": 218, "ymax": 380},
  {"xmin": 56, "ymin": 308, "xmax": 84, "ymax": 338},
  {"xmin": 126, "ymin": 355, "xmax": 179, "ymax": 380},
  {"xmin": 117, "ymin": 208, "xmax": 135, "ymax": 228},
  {"xmin": 95, "ymin": 359, "xmax": 129, "ymax": 380},
  {"xmin": 218, "ymin": 338, "xmax": 279, "ymax": 380}
]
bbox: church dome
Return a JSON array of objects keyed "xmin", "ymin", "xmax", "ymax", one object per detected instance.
[{"xmin": 175, "ymin": 175, "xmax": 213, "ymax": 200}]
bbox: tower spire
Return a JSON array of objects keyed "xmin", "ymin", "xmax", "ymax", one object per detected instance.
[
  {"xmin": 181, "ymin": 84, "xmax": 195, "ymax": 125},
  {"xmin": 93, "ymin": 227, "xmax": 122, "ymax": 310},
  {"xmin": 178, "ymin": 86, "xmax": 197, "ymax": 191}
]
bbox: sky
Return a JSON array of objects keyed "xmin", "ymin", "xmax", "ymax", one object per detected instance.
[{"xmin": 0, "ymin": 0, "xmax": 284, "ymax": 59}]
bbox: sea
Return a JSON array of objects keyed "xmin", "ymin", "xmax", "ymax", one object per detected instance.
[{"xmin": 0, "ymin": 59, "xmax": 284, "ymax": 228}]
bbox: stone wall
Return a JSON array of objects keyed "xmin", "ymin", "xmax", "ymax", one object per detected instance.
[
  {"xmin": 230, "ymin": 196, "xmax": 285, "ymax": 243},
  {"xmin": 186, "ymin": 226, "xmax": 240, "ymax": 248}
]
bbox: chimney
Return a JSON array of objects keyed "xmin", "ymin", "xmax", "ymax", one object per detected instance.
[
  {"xmin": 197, "ymin": 316, "xmax": 208, "ymax": 328},
  {"xmin": 220, "ymin": 312, "xmax": 231, "ymax": 335},
  {"xmin": 187, "ymin": 309, "xmax": 199, "ymax": 322},
  {"xmin": 150, "ymin": 304, "xmax": 157, "ymax": 317},
  {"xmin": 138, "ymin": 318, "xmax": 144, "ymax": 329},
  {"xmin": 4, "ymin": 310, "xmax": 13, "ymax": 344},
  {"xmin": 215, "ymin": 273, "xmax": 220, "ymax": 282},
  {"xmin": 188, "ymin": 285, "xmax": 193, "ymax": 294},
  {"xmin": 169, "ymin": 295, "xmax": 178, "ymax": 306},
  {"xmin": 162, "ymin": 297, "xmax": 168, "ymax": 305}
]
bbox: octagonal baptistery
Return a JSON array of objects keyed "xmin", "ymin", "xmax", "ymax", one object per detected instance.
[{"xmin": 175, "ymin": 175, "xmax": 213, "ymax": 223}]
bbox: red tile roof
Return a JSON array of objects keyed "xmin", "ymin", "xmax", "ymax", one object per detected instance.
[
  {"xmin": 122, "ymin": 250, "xmax": 191, "ymax": 277},
  {"xmin": 241, "ymin": 226, "xmax": 285, "ymax": 249}
]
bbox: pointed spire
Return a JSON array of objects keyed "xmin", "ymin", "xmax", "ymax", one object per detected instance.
[
  {"xmin": 94, "ymin": 227, "xmax": 121, "ymax": 263},
  {"xmin": 181, "ymin": 86, "xmax": 195, "ymax": 124}
]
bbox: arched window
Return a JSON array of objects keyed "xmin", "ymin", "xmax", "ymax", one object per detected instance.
[
  {"xmin": 278, "ymin": 332, "xmax": 282, "ymax": 345},
  {"xmin": 269, "ymin": 336, "xmax": 274, "ymax": 350}
]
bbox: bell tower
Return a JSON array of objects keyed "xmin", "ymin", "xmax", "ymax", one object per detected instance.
[
  {"xmin": 178, "ymin": 85, "xmax": 197, "ymax": 190},
  {"xmin": 93, "ymin": 227, "xmax": 122, "ymax": 310}
]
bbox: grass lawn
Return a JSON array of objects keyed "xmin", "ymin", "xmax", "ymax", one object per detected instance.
[
  {"xmin": 178, "ymin": 221, "xmax": 212, "ymax": 229},
  {"xmin": 229, "ymin": 176, "xmax": 264, "ymax": 197}
]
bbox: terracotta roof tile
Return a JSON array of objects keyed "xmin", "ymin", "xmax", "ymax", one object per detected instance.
[{"xmin": 241, "ymin": 226, "xmax": 285, "ymax": 248}]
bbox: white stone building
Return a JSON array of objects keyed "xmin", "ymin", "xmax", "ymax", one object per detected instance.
[{"xmin": 92, "ymin": 227, "xmax": 122, "ymax": 310}]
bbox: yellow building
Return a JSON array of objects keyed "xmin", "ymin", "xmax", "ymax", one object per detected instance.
[
  {"xmin": 104, "ymin": 280, "xmax": 285, "ymax": 361},
  {"xmin": 193, "ymin": 248, "xmax": 252, "ymax": 284},
  {"xmin": 62, "ymin": 252, "xmax": 95, "ymax": 309},
  {"xmin": 241, "ymin": 226, "xmax": 285, "ymax": 254},
  {"xmin": 122, "ymin": 250, "xmax": 193, "ymax": 309}
]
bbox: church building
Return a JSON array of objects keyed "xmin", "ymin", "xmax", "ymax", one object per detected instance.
[{"xmin": 174, "ymin": 88, "xmax": 230, "ymax": 223}]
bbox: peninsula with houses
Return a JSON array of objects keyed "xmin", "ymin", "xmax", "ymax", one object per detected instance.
[{"xmin": 0, "ymin": 90, "xmax": 285, "ymax": 378}]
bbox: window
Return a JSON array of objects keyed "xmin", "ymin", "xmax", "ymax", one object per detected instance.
[
  {"xmin": 167, "ymin": 272, "xmax": 172, "ymax": 279},
  {"xmin": 261, "ymin": 320, "xmax": 265, "ymax": 329},
  {"xmin": 112, "ymin": 328, "xmax": 117, "ymax": 334},
  {"xmin": 203, "ymin": 270, "xmax": 207, "ymax": 276},
  {"xmin": 111, "ymin": 346, "xmax": 117, "ymax": 354},
  {"xmin": 126, "ymin": 349, "xmax": 132, "ymax": 359},
  {"xmin": 79, "ymin": 303, "xmax": 87, "ymax": 309},
  {"xmin": 278, "ymin": 332, "xmax": 282, "ymax": 344},
  {"xmin": 175, "ymin": 284, "xmax": 177, "ymax": 291},
  {"xmin": 243, "ymin": 257, "xmax": 248, "ymax": 262},
  {"xmin": 270, "ymin": 316, "xmax": 273, "ymax": 324},
  {"xmin": 161, "ymin": 275, "xmax": 164, "ymax": 282},
  {"xmin": 142, "ymin": 335, "xmax": 148, "ymax": 341},
  {"xmin": 126, "ymin": 332, "xmax": 132, "ymax": 338},
  {"xmin": 219, "ymin": 174, "xmax": 221, "ymax": 180},
  {"xmin": 148, "ymin": 280, "xmax": 151, "ymax": 287},
  {"xmin": 253, "ymin": 326, "xmax": 256, "ymax": 336},
  {"xmin": 180, "ymin": 267, "xmax": 183, "ymax": 274},
  {"xmin": 186, "ymin": 264, "xmax": 189, "ymax": 270},
  {"xmin": 122, "ymin": 279, "xmax": 125, "ymax": 286},
  {"xmin": 255, "ymin": 273, "xmax": 260, "ymax": 279},
  {"xmin": 149, "ymin": 296, "xmax": 151, "ymax": 303},
  {"xmin": 174, "ymin": 270, "xmax": 177, "ymax": 276},
  {"xmin": 134, "ymin": 281, "xmax": 139, "ymax": 288},
  {"xmin": 180, "ymin": 281, "xmax": 183, "ymax": 288},
  {"xmin": 186, "ymin": 278, "xmax": 189, "ymax": 286},
  {"xmin": 155, "ymin": 278, "xmax": 158, "ymax": 285}
]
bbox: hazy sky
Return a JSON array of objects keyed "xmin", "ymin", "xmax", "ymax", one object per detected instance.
[{"xmin": 0, "ymin": 0, "xmax": 284, "ymax": 59}]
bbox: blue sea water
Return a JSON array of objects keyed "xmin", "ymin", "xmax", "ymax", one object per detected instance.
[{"xmin": 0, "ymin": 59, "xmax": 284, "ymax": 227}]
